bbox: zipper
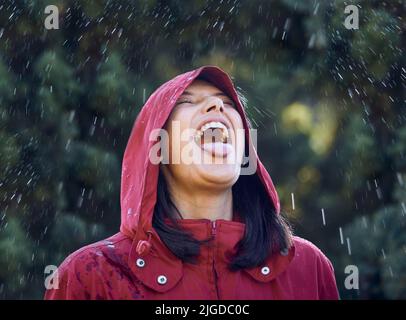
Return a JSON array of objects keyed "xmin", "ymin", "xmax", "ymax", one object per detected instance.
[
  {"xmin": 211, "ymin": 220, "xmax": 217, "ymax": 236},
  {"xmin": 211, "ymin": 220, "xmax": 220, "ymax": 299}
]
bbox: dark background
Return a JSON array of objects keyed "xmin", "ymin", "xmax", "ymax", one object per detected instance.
[{"xmin": 0, "ymin": 0, "xmax": 404, "ymax": 299}]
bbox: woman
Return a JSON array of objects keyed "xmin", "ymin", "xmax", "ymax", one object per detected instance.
[{"xmin": 45, "ymin": 66, "xmax": 339, "ymax": 300}]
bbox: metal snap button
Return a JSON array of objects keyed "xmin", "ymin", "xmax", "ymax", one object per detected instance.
[
  {"xmin": 261, "ymin": 266, "xmax": 271, "ymax": 275},
  {"xmin": 136, "ymin": 258, "xmax": 145, "ymax": 268},
  {"xmin": 157, "ymin": 275, "xmax": 167, "ymax": 285}
]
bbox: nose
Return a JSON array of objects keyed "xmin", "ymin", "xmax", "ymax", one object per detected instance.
[{"xmin": 203, "ymin": 97, "xmax": 224, "ymax": 114}]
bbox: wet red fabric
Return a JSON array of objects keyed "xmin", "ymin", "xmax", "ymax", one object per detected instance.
[{"xmin": 44, "ymin": 66, "xmax": 339, "ymax": 300}]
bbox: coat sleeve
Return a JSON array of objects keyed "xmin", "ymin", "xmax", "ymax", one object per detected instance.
[
  {"xmin": 317, "ymin": 253, "xmax": 340, "ymax": 300},
  {"xmin": 44, "ymin": 260, "xmax": 87, "ymax": 300}
]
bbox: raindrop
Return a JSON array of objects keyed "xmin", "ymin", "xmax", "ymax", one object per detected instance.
[
  {"xmin": 77, "ymin": 196, "xmax": 83, "ymax": 208},
  {"xmin": 68, "ymin": 110, "xmax": 76, "ymax": 122},
  {"xmin": 388, "ymin": 266, "xmax": 394, "ymax": 278},
  {"xmin": 376, "ymin": 187, "xmax": 382, "ymax": 200},
  {"xmin": 346, "ymin": 237, "xmax": 352, "ymax": 255},
  {"xmin": 308, "ymin": 34, "xmax": 316, "ymax": 48},
  {"xmin": 282, "ymin": 31, "xmax": 286, "ymax": 41},
  {"xmin": 57, "ymin": 182, "xmax": 63, "ymax": 193},
  {"xmin": 321, "ymin": 208, "xmax": 326, "ymax": 226},
  {"xmin": 396, "ymin": 172, "xmax": 403, "ymax": 186},
  {"xmin": 339, "ymin": 227, "xmax": 344, "ymax": 245},
  {"xmin": 284, "ymin": 18, "xmax": 291, "ymax": 31},
  {"xmin": 65, "ymin": 139, "xmax": 71, "ymax": 150},
  {"xmin": 89, "ymin": 124, "xmax": 96, "ymax": 136},
  {"xmin": 313, "ymin": 3, "xmax": 320, "ymax": 15},
  {"xmin": 77, "ymin": 189, "xmax": 85, "ymax": 208}
]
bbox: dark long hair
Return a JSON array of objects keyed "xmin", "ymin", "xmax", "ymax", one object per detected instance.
[{"xmin": 152, "ymin": 170, "xmax": 293, "ymax": 271}]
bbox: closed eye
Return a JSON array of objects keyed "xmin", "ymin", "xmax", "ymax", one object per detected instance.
[
  {"xmin": 175, "ymin": 100, "xmax": 193, "ymax": 106},
  {"xmin": 175, "ymin": 98, "xmax": 234, "ymax": 108},
  {"xmin": 223, "ymin": 100, "xmax": 235, "ymax": 108}
]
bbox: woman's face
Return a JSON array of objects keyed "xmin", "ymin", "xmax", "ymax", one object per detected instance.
[{"xmin": 161, "ymin": 79, "xmax": 245, "ymax": 191}]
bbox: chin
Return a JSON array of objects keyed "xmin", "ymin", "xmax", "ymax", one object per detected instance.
[
  {"xmin": 182, "ymin": 142, "xmax": 243, "ymax": 188},
  {"xmin": 194, "ymin": 163, "xmax": 240, "ymax": 187}
]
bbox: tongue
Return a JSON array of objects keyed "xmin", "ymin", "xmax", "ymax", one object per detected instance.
[{"xmin": 201, "ymin": 142, "xmax": 233, "ymax": 158}]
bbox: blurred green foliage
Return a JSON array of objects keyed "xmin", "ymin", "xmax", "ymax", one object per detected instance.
[{"xmin": 0, "ymin": 0, "xmax": 404, "ymax": 299}]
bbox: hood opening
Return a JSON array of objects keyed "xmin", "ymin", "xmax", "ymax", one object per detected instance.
[{"xmin": 120, "ymin": 66, "xmax": 284, "ymax": 263}]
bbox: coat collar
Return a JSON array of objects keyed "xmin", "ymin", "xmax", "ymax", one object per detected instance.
[{"xmin": 128, "ymin": 216, "xmax": 295, "ymax": 293}]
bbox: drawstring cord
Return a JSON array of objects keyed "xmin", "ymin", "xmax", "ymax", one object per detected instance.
[{"xmin": 136, "ymin": 230, "xmax": 153, "ymax": 256}]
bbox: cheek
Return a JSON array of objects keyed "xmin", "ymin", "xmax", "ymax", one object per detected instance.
[
  {"xmin": 165, "ymin": 110, "xmax": 194, "ymax": 159},
  {"xmin": 229, "ymin": 109, "xmax": 244, "ymax": 127},
  {"xmin": 230, "ymin": 111, "xmax": 245, "ymax": 139},
  {"xmin": 230, "ymin": 111, "xmax": 245, "ymax": 159}
]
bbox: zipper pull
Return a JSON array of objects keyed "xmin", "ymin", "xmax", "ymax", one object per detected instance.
[{"xmin": 211, "ymin": 220, "xmax": 217, "ymax": 236}]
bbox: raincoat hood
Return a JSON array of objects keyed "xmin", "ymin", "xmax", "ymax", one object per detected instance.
[{"xmin": 120, "ymin": 65, "xmax": 280, "ymax": 250}]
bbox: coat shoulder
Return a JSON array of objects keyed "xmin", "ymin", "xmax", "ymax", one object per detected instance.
[
  {"xmin": 289, "ymin": 236, "xmax": 340, "ymax": 299},
  {"xmin": 292, "ymin": 236, "xmax": 327, "ymax": 255},
  {"xmin": 292, "ymin": 236, "xmax": 333, "ymax": 262},
  {"xmin": 290, "ymin": 236, "xmax": 336, "ymax": 277},
  {"xmin": 44, "ymin": 233, "xmax": 132, "ymax": 299},
  {"xmin": 57, "ymin": 233, "xmax": 129, "ymax": 271}
]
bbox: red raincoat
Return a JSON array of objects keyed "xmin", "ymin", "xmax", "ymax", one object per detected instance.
[{"xmin": 44, "ymin": 66, "xmax": 339, "ymax": 300}]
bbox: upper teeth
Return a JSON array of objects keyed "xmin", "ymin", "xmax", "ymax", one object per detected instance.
[
  {"xmin": 194, "ymin": 121, "xmax": 229, "ymax": 142},
  {"xmin": 201, "ymin": 121, "xmax": 227, "ymax": 132}
]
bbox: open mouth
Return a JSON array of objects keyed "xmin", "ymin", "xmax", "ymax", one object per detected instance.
[{"xmin": 193, "ymin": 121, "xmax": 233, "ymax": 158}]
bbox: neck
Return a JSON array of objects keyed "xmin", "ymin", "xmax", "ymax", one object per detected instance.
[{"xmin": 167, "ymin": 184, "xmax": 233, "ymax": 221}]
